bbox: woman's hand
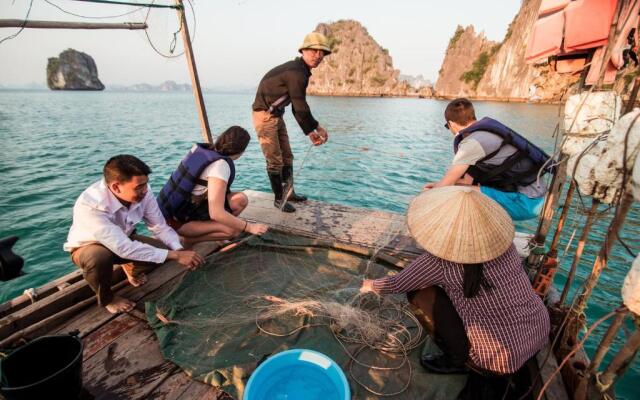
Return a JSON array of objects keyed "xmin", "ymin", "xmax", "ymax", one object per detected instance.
[
  {"xmin": 246, "ymin": 223, "xmax": 268, "ymax": 235},
  {"xmin": 360, "ymin": 279, "xmax": 375, "ymax": 294}
]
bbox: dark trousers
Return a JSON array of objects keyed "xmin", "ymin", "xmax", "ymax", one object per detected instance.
[
  {"xmin": 407, "ymin": 286, "xmax": 533, "ymax": 400},
  {"xmin": 70, "ymin": 234, "xmax": 167, "ymax": 306},
  {"xmin": 407, "ymin": 286, "xmax": 470, "ymax": 367}
]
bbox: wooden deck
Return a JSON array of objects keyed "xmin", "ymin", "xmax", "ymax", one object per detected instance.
[{"xmin": 0, "ymin": 191, "xmax": 565, "ymax": 399}]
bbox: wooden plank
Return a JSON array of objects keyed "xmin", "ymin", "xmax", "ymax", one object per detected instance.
[
  {"xmin": 147, "ymin": 368, "xmax": 227, "ymax": 400},
  {"xmin": 82, "ymin": 313, "xmax": 141, "ymax": 361},
  {"xmin": 242, "ymin": 190, "xmax": 420, "ymax": 256},
  {"xmin": 0, "ymin": 275, "xmax": 100, "ymax": 340},
  {"xmin": 53, "ymin": 242, "xmax": 220, "ymax": 338},
  {"xmin": 0, "ymin": 20, "xmax": 147, "ymax": 30},
  {"xmin": 0, "ymin": 270, "xmax": 84, "ymax": 318},
  {"xmin": 536, "ymin": 344, "xmax": 570, "ymax": 400},
  {"xmin": 243, "ymin": 190, "xmax": 532, "ymax": 258},
  {"xmin": 53, "ymin": 264, "xmax": 186, "ymax": 338},
  {"xmin": 82, "ymin": 321, "xmax": 176, "ymax": 399}
]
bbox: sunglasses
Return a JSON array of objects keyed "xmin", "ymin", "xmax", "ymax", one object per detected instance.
[{"xmin": 444, "ymin": 122, "xmax": 450, "ymax": 129}]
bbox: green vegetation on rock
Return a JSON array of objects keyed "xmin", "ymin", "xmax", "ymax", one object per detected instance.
[
  {"xmin": 327, "ymin": 36, "xmax": 341, "ymax": 51},
  {"xmin": 449, "ymin": 26, "xmax": 465, "ymax": 48},
  {"xmin": 461, "ymin": 51, "xmax": 490, "ymax": 88}
]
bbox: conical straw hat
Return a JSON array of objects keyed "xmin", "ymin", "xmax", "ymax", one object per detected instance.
[{"xmin": 407, "ymin": 186, "xmax": 515, "ymax": 264}]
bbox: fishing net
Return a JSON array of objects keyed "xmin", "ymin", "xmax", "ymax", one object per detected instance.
[{"xmin": 146, "ymin": 231, "xmax": 466, "ymax": 399}]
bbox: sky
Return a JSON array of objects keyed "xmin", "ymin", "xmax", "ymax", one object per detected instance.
[{"xmin": 0, "ymin": 0, "xmax": 521, "ymax": 88}]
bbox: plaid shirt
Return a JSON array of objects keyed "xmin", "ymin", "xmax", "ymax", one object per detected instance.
[{"xmin": 372, "ymin": 245, "xmax": 550, "ymax": 374}]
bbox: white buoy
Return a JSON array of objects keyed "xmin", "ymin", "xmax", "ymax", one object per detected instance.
[
  {"xmin": 622, "ymin": 255, "xmax": 640, "ymax": 316},
  {"xmin": 593, "ymin": 109, "xmax": 640, "ymax": 201},
  {"xmin": 562, "ymin": 91, "xmax": 621, "ymax": 157},
  {"xmin": 632, "ymin": 150, "xmax": 640, "ymax": 201}
]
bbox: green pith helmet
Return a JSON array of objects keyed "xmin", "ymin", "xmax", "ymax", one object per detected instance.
[{"xmin": 298, "ymin": 32, "xmax": 332, "ymax": 55}]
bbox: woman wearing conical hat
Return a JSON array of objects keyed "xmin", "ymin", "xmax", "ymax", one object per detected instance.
[{"xmin": 361, "ymin": 186, "xmax": 549, "ymax": 398}]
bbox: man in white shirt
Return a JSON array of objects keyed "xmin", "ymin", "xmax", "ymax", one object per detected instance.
[{"xmin": 64, "ymin": 155, "xmax": 204, "ymax": 313}]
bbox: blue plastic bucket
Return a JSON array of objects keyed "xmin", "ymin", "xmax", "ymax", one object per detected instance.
[{"xmin": 244, "ymin": 349, "xmax": 350, "ymax": 400}]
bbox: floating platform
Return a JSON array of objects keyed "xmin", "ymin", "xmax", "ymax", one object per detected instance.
[{"xmin": 0, "ymin": 191, "xmax": 567, "ymax": 399}]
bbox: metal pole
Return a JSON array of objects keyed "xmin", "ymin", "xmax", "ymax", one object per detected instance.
[
  {"xmin": 175, "ymin": 0, "xmax": 212, "ymax": 144},
  {"xmin": 0, "ymin": 19, "xmax": 147, "ymax": 29},
  {"xmin": 559, "ymin": 199, "xmax": 599, "ymax": 305}
]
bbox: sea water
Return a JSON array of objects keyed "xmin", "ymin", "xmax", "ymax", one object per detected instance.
[{"xmin": 0, "ymin": 90, "xmax": 638, "ymax": 398}]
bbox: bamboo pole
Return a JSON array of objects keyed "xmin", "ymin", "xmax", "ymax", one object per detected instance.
[
  {"xmin": 528, "ymin": 160, "xmax": 567, "ymax": 266},
  {"xmin": 572, "ymin": 307, "xmax": 630, "ymax": 398},
  {"xmin": 559, "ymin": 199, "xmax": 600, "ymax": 305},
  {"xmin": 549, "ymin": 180, "xmax": 576, "ymax": 257},
  {"xmin": 596, "ymin": 0, "xmax": 624, "ymax": 88},
  {"xmin": 0, "ymin": 20, "xmax": 147, "ymax": 30},
  {"xmin": 564, "ymin": 193, "xmax": 635, "ymax": 346},
  {"xmin": 175, "ymin": 0, "xmax": 212, "ymax": 144},
  {"xmin": 598, "ymin": 328, "xmax": 640, "ymax": 392},
  {"xmin": 589, "ymin": 308, "xmax": 629, "ymax": 373},
  {"xmin": 625, "ymin": 77, "xmax": 640, "ymax": 113}
]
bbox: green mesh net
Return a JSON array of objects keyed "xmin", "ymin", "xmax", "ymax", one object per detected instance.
[{"xmin": 146, "ymin": 232, "xmax": 465, "ymax": 399}]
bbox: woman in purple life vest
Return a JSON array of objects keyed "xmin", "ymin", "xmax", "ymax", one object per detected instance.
[{"xmin": 158, "ymin": 126, "xmax": 268, "ymax": 247}]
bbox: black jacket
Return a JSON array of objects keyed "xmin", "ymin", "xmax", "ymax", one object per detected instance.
[{"xmin": 252, "ymin": 57, "xmax": 319, "ymax": 134}]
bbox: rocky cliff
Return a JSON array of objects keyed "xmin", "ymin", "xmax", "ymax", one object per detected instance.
[
  {"xmin": 436, "ymin": 0, "xmax": 579, "ymax": 102},
  {"xmin": 47, "ymin": 49, "xmax": 104, "ymax": 91},
  {"xmin": 308, "ymin": 20, "xmax": 433, "ymax": 97},
  {"xmin": 434, "ymin": 26, "xmax": 498, "ymax": 98}
]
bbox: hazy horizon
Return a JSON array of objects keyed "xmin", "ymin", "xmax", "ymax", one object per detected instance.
[{"xmin": 0, "ymin": 1, "xmax": 520, "ymax": 87}]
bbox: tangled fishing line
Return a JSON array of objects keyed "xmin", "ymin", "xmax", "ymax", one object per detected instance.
[{"xmin": 252, "ymin": 292, "xmax": 425, "ymax": 396}]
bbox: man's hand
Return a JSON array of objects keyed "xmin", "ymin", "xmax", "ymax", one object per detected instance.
[
  {"xmin": 246, "ymin": 223, "xmax": 269, "ymax": 235},
  {"xmin": 168, "ymin": 250, "xmax": 205, "ymax": 271},
  {"xmin": 316, "ymin": 125, "xmax": 328, "ymax": 143},
  {"xmin": 308, "ymin": 126, "xmax": 328, "ymax": 146},
  {"xmin": 423, "ymin": 182, "xmax": 436, "ymax": 191}
]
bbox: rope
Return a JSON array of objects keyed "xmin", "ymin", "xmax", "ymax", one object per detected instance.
[
  {"xmin": 44, "ymin": 0, "xmax": 145, "ymax": 19},
  {"xmin": 142, "ymin": 0, "xmax": 196, "ymax": 59},
  {"xmin": 254, "ymin": 293, "xmax": 423, "ymax": 396},
  {"xmin": 535, "ymin": 309, "xmax": 620, "ymax": 400},
  {"xmin": 0, "ymin": 0, "xmax": 34, "ymax": 46},
  {"xmin": 23, "ymin": 288, "xmax": 37, "ymax": 304},
  {"xmin": 281, "ymin": 143, "xmax": 313, "ymax": 210}
]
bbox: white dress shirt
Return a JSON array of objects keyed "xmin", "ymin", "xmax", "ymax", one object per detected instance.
[{"xmin": 64, "ymin": 179, "xmax": 183, "ymax": 263}]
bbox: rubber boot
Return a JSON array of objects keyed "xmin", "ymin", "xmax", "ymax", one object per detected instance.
[
  {"xmin": 282, "ymin": 165, "xmax": 307, "ymax": 202},
  {"xmin": 267, "ymin": 171, "xmax": 295, "ymax": 213}
]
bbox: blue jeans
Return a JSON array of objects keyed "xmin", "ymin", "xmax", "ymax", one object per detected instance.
[{"xmin": 480, "ymin": 186, "xmax": 544, "ymax": 221}]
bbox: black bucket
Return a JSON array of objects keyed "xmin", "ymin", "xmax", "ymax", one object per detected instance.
[{"xmin": 0, "ymin": 334, "xmax": 83, "ymax": 400}]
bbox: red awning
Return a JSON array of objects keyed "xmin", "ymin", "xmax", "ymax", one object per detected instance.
[{"xmin": 564, "ymin": 0, "xmax": 617, "ymax": 52}]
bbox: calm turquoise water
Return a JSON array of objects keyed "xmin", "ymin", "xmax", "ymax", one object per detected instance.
[{"xmin": 0, "ymin": 91, "xmax": 638, "ymax": 398}]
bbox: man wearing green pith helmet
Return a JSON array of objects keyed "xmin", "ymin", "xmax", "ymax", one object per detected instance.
[{"xmin": 252, "ymin": 32, "xmax": 331, "ymax": 213}]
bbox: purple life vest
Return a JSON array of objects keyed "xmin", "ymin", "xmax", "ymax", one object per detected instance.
[
  {"xmin": 453, "ymin": 117, "xmax": 552, "ymax": 192},
  {"xmin": 158, "ymin": 144, "xmax": 235, "ymax": 222}
]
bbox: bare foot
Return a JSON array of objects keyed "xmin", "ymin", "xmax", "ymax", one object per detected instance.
[
  {"xmin": 122, "ymin": 266, "xmax": 148, "ymax": 287},
  {"xmin": 128, "ymin": 272, "xmax": 148, "ymax": 287},
  {"xmin": 105, "ymin": 296, "xmax": 135, "ymax": 314}
]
